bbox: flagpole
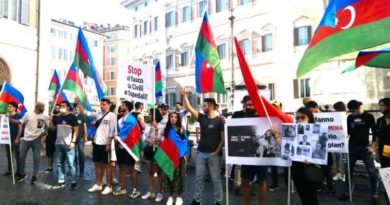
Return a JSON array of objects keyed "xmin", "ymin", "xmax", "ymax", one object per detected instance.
[{"xmin": 6, "ymin": 116, "xmax": 16, "ymax": 185}]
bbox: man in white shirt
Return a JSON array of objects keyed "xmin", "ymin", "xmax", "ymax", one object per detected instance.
[
  {"xmin": 16, "ymin": 102, "xmax": 48, "ymax": 184},
  {"xmin": 86, "ymin": 98, "xmax": 116, "ymax": 195}
]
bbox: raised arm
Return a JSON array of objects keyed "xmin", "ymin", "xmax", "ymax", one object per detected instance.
[{"xmin": 181, "ymin": 88, "xmax": 199, "ymax": 120}]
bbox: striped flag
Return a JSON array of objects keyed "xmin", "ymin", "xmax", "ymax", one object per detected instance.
[
  {"xmin": 0, "ymin": 82, "xmax": 27, "ymax": 115},
  {"xmin": 155, "ymin": 61, "xmax": 163, "ymax": 98},
  {"xmin": 117, "ymin": 114, "xmax": 142, "ymax": 161}
]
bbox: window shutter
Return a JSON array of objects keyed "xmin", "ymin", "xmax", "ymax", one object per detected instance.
[
  {"xmin": 208, "ymin": 0, "xmax": 211, "ymax": 14},
  {"xmin": 293, "ymin": 28, "xmax": 299, "ymax": 46},
  {"xmin": 308, "ymin": 25, "xmax": 312, "ymax": 43},
  {"xmin": 293, "ymin": 79, "xmax": 299, "ymax": 99},
  {"xmin": 191, "ymin": 5, "xmax": 194, "ymax": 20},
  {"xmin": 261, "ymin": 36, "xmax": 266, "ymax": 52},
  {"xmin": 175, "ymin": 11, "xmax": 179, "ymax": 25}
]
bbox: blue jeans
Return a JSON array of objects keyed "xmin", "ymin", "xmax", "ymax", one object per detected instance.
[
  {"xmin": 75, "ymin": 138, "xmax": 85, "ymax": 175},
  {"xmin": 345, "ymin": 146, "xmax": 378, "ymax": 196},
  {"xmin": 19, "ymin": 138, "xmax": 41, "ymax": 176},
  {"xmin": 193, "ymin": 151, "xmax": 223, "ymax": 204},
  {"xmin": 55, "ymin": 144, "xmax": 76, "ymax": 183}
]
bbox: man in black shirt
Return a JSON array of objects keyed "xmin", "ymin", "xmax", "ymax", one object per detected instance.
[
  {"xmin": 73, "ymin": 105, "xmax": 87, "ymax": 176},
  {"xmin": 183, "ymin": 88, "xmax": 224, "ymax": 205},
  {"xmin": 232, "ymin": 95, "xmax": 276, "ymax": 205},
  {"xmin": 340, "ymin": 100, "xmax": 378, "ymax": 204}
]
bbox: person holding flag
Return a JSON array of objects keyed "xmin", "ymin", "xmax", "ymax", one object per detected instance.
[
  {"xmin": 113, "ymin": 101, "xmax": 141, "ymax": 199},
  {"xmin": 2, "ymin": 102, "xmax": 23, "ymax": 178},
  {"xmin": 156, "ymin": 112, "xmax": 189, "ymax": 205}
]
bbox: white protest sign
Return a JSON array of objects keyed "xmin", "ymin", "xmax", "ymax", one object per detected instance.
[
  {"xmin": 314, "ymin": 112, "xmax": 348, "ymax": 153},
  {"xmin": 0, "ymin": 117, "xmax": 11, "ymax": 145},
  {"xmin": 225, "ymin": 117, "xmax": 291, "ymax": 167},
  {"xmin": 282, "ymin": 123, "xmax": 329, "ymax": 165},
  {"xmin": 379, "ymin": 167, "xmax": 390, "ymax": 199},
  {"xmin": 117, "ymin": 63, "xmax": 155, "ymax": 104}
]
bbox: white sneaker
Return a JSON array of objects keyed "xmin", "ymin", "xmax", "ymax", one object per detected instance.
[
  {"xmin": 333, "ymin": 172, "xmax": 342, "ymax": 181},
  {"xmin": 88, "ymin": 184, "xmax": 102, "ymax": 192},
  {"xmin": 166, "ymin": 196, "xmax": 174, "ymax": 205},
  {"xmin": 142, "ymin": 192, "xmax": 155, "ymax": 200},
  {"xmin": 101, "ymin": 186, "xmax": 113, "ymax": 195},
  {"xmin": 154, "ymin": 172, "xmax": 158, "ymax": 177},
  {"xmin": 129, "ymin": 188, "xmax": 141, "ymax": 199},
  {"xmin": 175, "ymin": 197, "xmax": 183, "ymax": 205},
  {"xmin": 155, "ymin": 193, "xmax": 163, "ymax": 202}
]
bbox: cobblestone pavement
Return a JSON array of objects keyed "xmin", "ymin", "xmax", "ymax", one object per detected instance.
[{"xmin": 0, "ymin": 145, "xmax": 387, "ymax": 205}]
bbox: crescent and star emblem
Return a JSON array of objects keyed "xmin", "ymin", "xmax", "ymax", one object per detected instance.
[{"xmin": 340, "ymin": 6, "xmax": 356, "ymax": 30}]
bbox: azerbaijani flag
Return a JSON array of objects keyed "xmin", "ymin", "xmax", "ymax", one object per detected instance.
[
  {"xmin": 0, "ymin": 82, "xmax": 27, "ymax": 115},
  {"xmin": 154, "ymin": 128, "xmax": 189, "ymax": 181},
  {"xmin": 117, "ymin": 114, "xmax": 142, "ymax": 161},
  {"xmin": 48, "ymin": 70, "xmax": 69, "ymax": 108},
  {"xmin": 234, "ymin": 37, "xmax": 293, "ymax": 123},
  {"xmin": 155, "ymin": 61, "xmax": 163, "ymax": 98},
  {"xmin": 62, "ymin": 64, "xmax": 92, "ymax": 111},
  {"xmin": 74, "ymin": 28, "xmax": 107, "ymax": 99},
  {"xmin": 297, "ymin": 0, "xmax": 390, "ymax": 77},
  {"xmin": 195, "ymin": 12, "xmax": 225, "ymax": 94},
  {"xmin": 342, "ymin": 48, "xmax": 390, "ymax": 73}
]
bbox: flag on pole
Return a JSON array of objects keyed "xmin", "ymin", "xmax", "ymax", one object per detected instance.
[
  {"xmin": 48, "ymin": 70, "xmax": 69, "ymax": 107},
  {"xmin": 195, "ymin": 12, "xmax": 225, "ymax": 94},
  {"xmin": 234, "ymin": 37, "xmax": 293, "ymax": 123},
  {"xmin": 0, "ymin": 82, "xmax": 27, "ymax": 115},
  {"xmin": 62, "ymin": 64, "xmax": 92, "ymax": 111},
  {"xmin": 342, "ymin": 48, "xmax": 390, "ymax": 73},
  {"xmin": 297, "ymin": 0, "xmax": 390, "ymax": 77},
  {"xmin": 154, "ymin": 128, "xmax": 188, "ymax": 181},
  {"xmin": 74, "ymin": 27, "xmax": 107, "ymax": 99},
  {"xmin": 155, "ymin": 61, "xmax": 163, "ymax": 98},
  {"xmin": 117, "ymin": 114, "xmax": 142, "ymax": 161}
]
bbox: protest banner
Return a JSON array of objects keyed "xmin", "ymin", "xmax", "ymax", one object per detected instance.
[
  {"xmin": 225, "ymin": 117, "xmax": 290, "ymax": 167},
  {"xmin": 314, "ymin": 112, "xmax": 348, "ymax": 153},
  {"xmin": 282, "ymin": 123, "xmax": 329, "ymax": 165},
  {"xmin": 379, "ymin": 167, "xmax": 390, "ymax": 199},
  {"xmin": 0, "ymin": 116, "xmax": 11, "ymax": 145},
  {"xmin": 117, "ymin": 63, "xmax": 155, "ymax": 104}
]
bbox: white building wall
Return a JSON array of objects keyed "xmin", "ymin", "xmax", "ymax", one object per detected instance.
[{"xmin": 123, "ymin": 0, "xmax": 390, "ymax": 112}]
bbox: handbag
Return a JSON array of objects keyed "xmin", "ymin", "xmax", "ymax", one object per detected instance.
[{"xmin": 304, "ymin": 164, "xmax": 322, "ymax": 184}]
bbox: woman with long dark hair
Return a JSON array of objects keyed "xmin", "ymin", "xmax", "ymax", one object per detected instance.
[
  {"xmin": 291, "ymin": 107, "xmax": 320, "ymax": 205},
  {"xmin": 163, "ymin": 112, "xmax": 189, "ymax": 205}
]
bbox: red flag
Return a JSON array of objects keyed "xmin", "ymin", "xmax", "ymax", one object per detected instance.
[{"xmin": 234, "ymin": 37, "xmax": 293, "ymax": 123}]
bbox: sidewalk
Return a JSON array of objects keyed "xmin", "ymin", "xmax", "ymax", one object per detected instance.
[{"xmin": 0, "ymin": 144, "xmax": 387, "ymax": 205}]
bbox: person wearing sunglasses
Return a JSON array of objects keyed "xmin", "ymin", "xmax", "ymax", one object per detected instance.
[{"xmin": 291, "ymin": 107, "xmax": 319, "ymax": 205}]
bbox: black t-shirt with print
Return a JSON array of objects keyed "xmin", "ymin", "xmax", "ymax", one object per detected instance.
[{"xmin": 197, "ymin": 113, "xmax": 224, "ymax": 153}]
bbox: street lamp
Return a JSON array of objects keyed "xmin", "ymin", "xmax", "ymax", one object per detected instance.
[{"xmin": 228, "ymin": 8, "xmax": 235, "ymax": 112}]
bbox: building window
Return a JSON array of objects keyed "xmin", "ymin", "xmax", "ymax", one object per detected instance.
[
  {"xmin": 240, "ymin": 0, "xmax": 250, "ymax": 5},
  {"xmin": 261, "ymin": 34, "xmax": 273, "ymax": 52},
  {"xmin": 143, "ymin": 20, "xmax": 148, "ymax": 34},
  {"xmin": 268, "ymin": 83, "xmax": 275, "ymax": 101},
  {"xmin": 63, "ymin": 49, "xmax": 68, "ymax": 61},
  {"xmin": 217, "ymin": 44, "xmax": 226, "ymax": 60},
  {"xmin": 50, "ymin": 28, "xmax": 56, "ymax": 36},
  {"xmin": 108, "ymin": 87, "xmax": 116, "ymax": 96},
  {"xmin": 58, "ymin": 48, "xmax": 63, "ymax": 60},
  {"xmin": 134, "ymin": 24, "xmax": 138, "ymax": 38},
  {"xmin": 165, "ymin": 11, "xmax": 175, "ymax": 28},
  {"xmin": 166, "ymin": 91, "xmax": 176, "ymax": 107},
  {"xmin": 216, "ymin": 0, "xmax": 226, "ymax": 13},
  {"xmin": 166, "ymin": 54, "xmax": 174, "ymax": 69},
  {"xmin": 108, "ymin": 57, "xmax": 116, "ymax": 66},
  {"xmin": 239, "ymin": 38, "xmax": 250, "ymax": 55},
  {"xmin": 217, "ymin": 93, "xmax": 228, "ymax": 104},
  {"xmin": 198, "ymin": 0, "xmax": 207, "ymax": 17},
  {"xmin": 51, "ymin": 46, "xmax": 56, "ymax": 59},
  {"xmin": 93, "ymin": 40, "xmax": 98, "ymax": 47},
  {"xmin": 108, "ymin": 71, "xmax": 115, "ymax": 80},
  {"xmin": 154, "ymin": 16, "xmax": 158, "ymax": 31},
  {"xmin": 109, "ymin": 46, "xmax": 116, "ymax": 53},
  {"xmin": 293, "ymin": 78, "xmax": 310, "ymax": 98},
  {"xmin": 182, "ymin": 6, "xmax": 190, "ymax": 23},
  {"xmin": 181, "ymin": 51, "xmax": 189, "ymax": 66},
  {"xmin": 294, "ymin": 26, "xmax": 312, "ymax": 46}
]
